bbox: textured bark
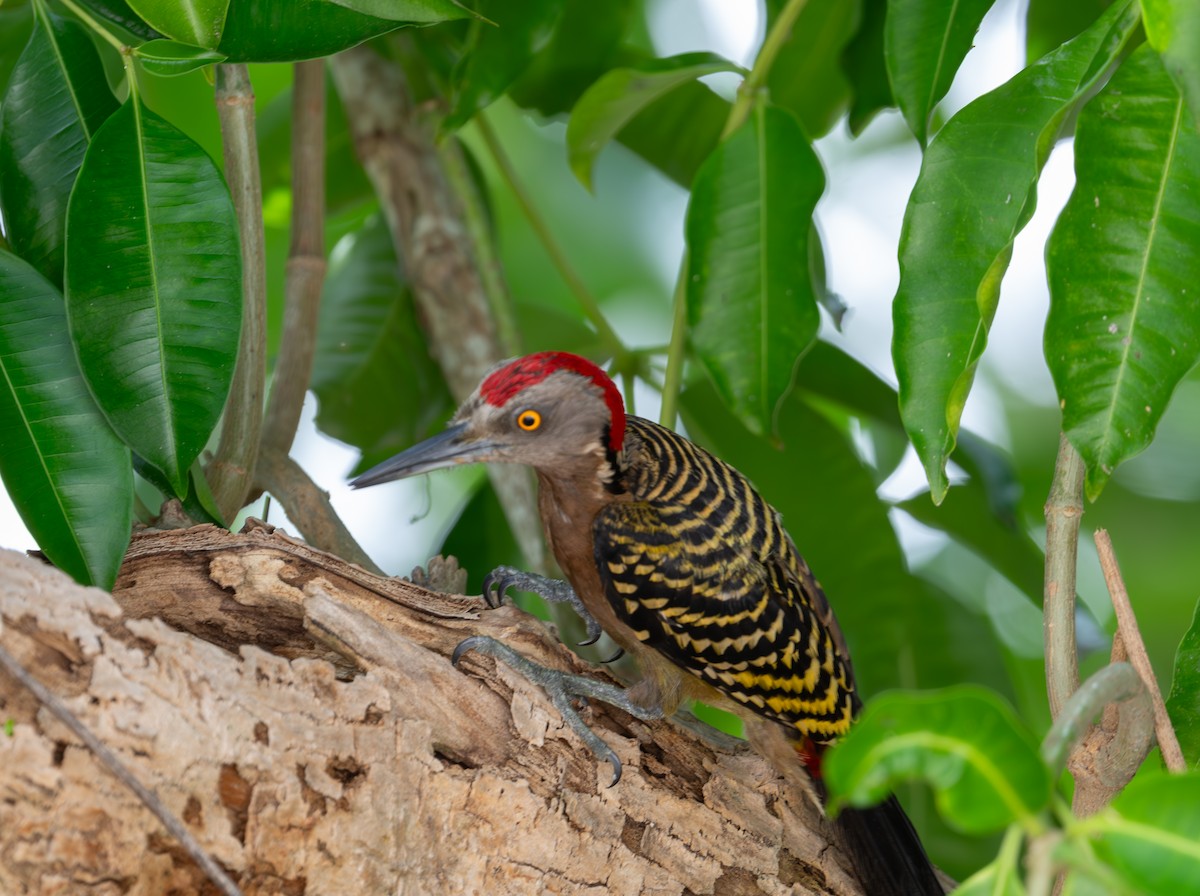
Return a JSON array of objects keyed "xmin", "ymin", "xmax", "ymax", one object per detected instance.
[{"xmin": 0, "ymin": 524, "xmax": 865, "ymax": 895}]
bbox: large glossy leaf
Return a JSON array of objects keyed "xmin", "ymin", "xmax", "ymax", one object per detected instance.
[
  {"xmin": 0, "ymin": 1, "xmax": 35, "ymax": 98},
  {"xmin": 217, "ymin": 0, "xmax": 421, "ymax": 62},
  {"xmin": 443, "ymin": 0, "xmax": 561, "ymax": 132},
  {"xmin": 1142, "ymin": 0, "xmax": 1200, "ymax": 128},
  {"xmin": 74, "ymin": 0, "xmax": 164, "ymax": 41},
  {"xmin": 508, "ymin": 0, "xmax": 634, "ymax": 118},
  {"xmin": 126, "ymin": 0, "xmax": 229, "ymax": 47},
  {"xmin": 766, "ymin": 0, "xmax": 859, "ymax": 137},
  {"xmin": 1045, "ymin": 46, "xmax": 1200, "ymax": 499},
  {"xmin": 0, "ymin": 251, "xmax": 132, "ymax": 589},
  {"xmin": 312, "ymin": 217, "xmax": 454, "ymax": 470},
  {"xmin": 615, "ymin": 79, "xmax": 728, "ymax": 189},
  {"xmin": 329, "ymin": 0, "xmax": 472, "ymax": 21},
  {"xmin": 825, "ymin": 686, "xmax": 1052, "ymax": 833},
  {"xmin": 1092, "ymin": 771, "xmax": 1200, "ymax": 892},
  {"xmin": 841, "ymin": 0, "xmax": 893, "ymax": 135},
  {"xmin": 1025, "ymin": 0, "xmax": 1116, "ymax": 63},
  {"xmin": 133, "ymin": 39, "xmax": 227, "ymax": 76},
  {"xmin": 893, "ymin": 0, "xmax": 1141, "ymax": 502},
  {"xmin": 0, "ymin": 8, "xmax": 119, "ymax": 285},
  {"xmin": 567, "ymin": 52, "xmax": 743, "ymax": 191},
  {"xmin": 1166, "ymin": 596, "xmax": 1200, "ymax": 767},
  {"xmin": 885, "ymin": 0, "xmax": 994, "ymax": 145},
  {"xmin": 680, "ymin": 383, "xmax": 1003, "ymax": 698},
  {"xmin": 64, "ymin": 97, "xmax": 242, "ymax": 495},
  {"xmin": 686, "ymin": 101, "xmax": 824, "ymax": 437}
]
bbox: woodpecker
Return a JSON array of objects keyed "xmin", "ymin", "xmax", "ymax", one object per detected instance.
[{"xmin": 353, "ymin": 351, "xmax": 943, "ymax": 895}]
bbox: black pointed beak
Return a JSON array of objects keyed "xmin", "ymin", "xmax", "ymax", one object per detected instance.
[{"xmin": 350, "ymin": 423, "xmax": 505, "ymax": 488}]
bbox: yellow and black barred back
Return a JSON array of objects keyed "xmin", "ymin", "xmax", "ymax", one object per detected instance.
[{"xmin": 596, "ymin": 416, "xmax": 858, "ymax": 745}]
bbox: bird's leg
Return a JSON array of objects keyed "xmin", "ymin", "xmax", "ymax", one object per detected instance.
[
  {"xmin": 483, "ymin": 566, "xmax": 606, "ymax": 647},
  {"xmin": 453, "ymin": 635, "xmax": 662, "ymax": 786}
]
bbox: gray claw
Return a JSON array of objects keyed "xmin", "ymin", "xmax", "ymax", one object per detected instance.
[
  {"xmin": 481, "ymin": 566, "xmax": 604, "ymax": 646},
  {"xmin": 451, "ymin": 635, "xmax": 661, "ymax": 787}
]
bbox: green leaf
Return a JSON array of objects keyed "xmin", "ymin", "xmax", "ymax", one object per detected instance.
[
  {"xmin": 893, "ymin": 0, "xmax": 1141, "ymax": 502},
  {"xmin": 328, "ymin": 0, "xmax": 472, "ymax": 22},
  {"xmin": 75, "ymin": 0, "xmax": 165, "ymax": 42},
  {"xmin": 1142, "ymin": 0, "xmax": 1200, "ymax": 128},
  {"xmin": 885, "ymin": 0, "xmax": 994, "ymax": 145},
  {"xmin": 217, "ymin": 0, "xmax": 405, "ymax": 63},
  {"xmin": 508, "ymin": 0, "xmax": 634, "ymax": 118},
  {"xmin": 614, "ymin": 79, "xmax": 728, "ymax": 189},
  {"xmin": 1025, "ymin": 0, "xmax": 1117, "ymax": 63},
  {"xmin": 567, "ymin": 52, "xmax": 744, "ymax": 191},
  {"xmin": 312, "ymin": 216, "xmax": 454, "ymax": 469},
  {"xmin": 898, "ymin": 430, "xmax": 1045, "ymax": 610},
  {"xmin": 443, "ymin": 0, "xmax": 562, "ymax": 133},
  {"xmin": 64, "ymin": 97, "xmax": 242, "ymax": 495},
  {"xmin": 1166, "ymin": 596, "xmax": 1200, "ymax": 767},
  {"xmin": 1045, "ymin": 46, "xmax": 1200, "ymax": 499},
  {"xmin": 686, "ymin": 101, "xmax": 824, "ymax": 437},
  {"xmin": 952, "ymin": 852, "xmax": 1027, "ymax": 896},
  {"xmin": 0, "ymin": 7, "xmax": 119, "ymax": 285},
  {"xmin": 0, "ymin": 250, "xmax": 132, "ymax": 589},
  {"xmin": 825, "ymin": 686, "xmax": 1052, "ymax": 833},
  {"xmin": 766, "ymin": 0, "xmax": 859, "ymax": 138},
  {"xmin": 0, "ymin": 1, "xmax": 35, "ymax": 98},
  {"xmin": 1092, "ymin": 771, "xmax": 1200, "ymax": 892},
  {"xmin": 133, "ymin": 39, "xmax": 226, "ymax": 76},
  {"xmin": 841, "ymin": 0, "xmax": 893, "ymax": 135},
  {"xmin": 126, "ymin": 0, "xmax": 230, "ymax": 48}
]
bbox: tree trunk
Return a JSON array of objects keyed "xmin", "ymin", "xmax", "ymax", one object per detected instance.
[{"xmin": 0, "ymin": 523, "xmax": 865, "ymax": 895}]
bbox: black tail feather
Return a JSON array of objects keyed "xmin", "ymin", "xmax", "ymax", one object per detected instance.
[{"xmin": 833, "ymin": 795, "xmax": 944, "ymax": 895}]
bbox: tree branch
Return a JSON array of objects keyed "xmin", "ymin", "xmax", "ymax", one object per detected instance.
[
  {"xmin": 1094, "ymin": 529, "xmax": 1187, "ymax": 772},
  {"xmin": 0, "ymin": 529, "xmax": 868, "ymax": 894},
  {"xmin": 255, "ymin": 447, "xmax": 382, "ymax": 575},
  {"xmin": 1044, "ymin": 433, "xmax": 1085, "ymax": 718},
  {"xmin": 260, "ymin": 59, "xmax": 328, "ymax": 459},
  {"xmin": 210, "ymin": 63, "xmax": 267, "ymax": 522},
  {"xmin": 328, "ymin": 45, "xmax": 548, "ymax": 577}
]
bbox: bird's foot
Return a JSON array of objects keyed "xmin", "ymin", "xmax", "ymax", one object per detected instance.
[
  {"xmin": 482, "ymin": 566, "xmax": 607, "ymax": 649},
  {"xmin": 453, "ymin": 635, "xmax": 662, "ymax": 786}
]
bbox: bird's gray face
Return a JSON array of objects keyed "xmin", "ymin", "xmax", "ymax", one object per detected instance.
[{"xmin": 350, "ymin": 370, "xmax": 615, "ymax": 488}]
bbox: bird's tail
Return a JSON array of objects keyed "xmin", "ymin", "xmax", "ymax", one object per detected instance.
[
  {"xmin": 832, "ymin": 795, "xmax": 944, "ymax": 895},
  {"xmin": 793, "ymin": 738, "xmax": 943, "ymax": 895}
]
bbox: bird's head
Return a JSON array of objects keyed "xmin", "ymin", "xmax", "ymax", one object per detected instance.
[{"xmin": 351, "ymin": 352, "xmax": 626, "ymax": 488}]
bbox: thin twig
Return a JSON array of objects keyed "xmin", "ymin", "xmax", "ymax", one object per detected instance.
[
  {"xmin": 1044, "ymin": 433, "xmax": 1085, "ymax": 717},
  {"xmin": 210, "ymin": 64, "xmax": 267, "ymax": 522},
  {"xmin": 1094, "ymin": 529, "xmax": 1187, "ymax": 772},
  {"xmin": 659, "ymin": 265, "xmax": 688, "ymax": 428},
  {"xmin": 261, "ymin": 59, "xmax": 328, "ymax": 458},
  {"xmin": 722, "ymin": 0, "xmax": 810, "ymax": 139},
  {"xmin": 438, "ymin": 135, "xmax": 521, "ymax": 357},
  {"xmin": 256, "ymin": 447, "xmax": 384, "ymax": 575},
  {"xmin": 474, "ymin": 112, "xmax": 622, "ymax": 357},
  {"xmin": 0, "ymin": 639, "xmax": 242, "ymax": 896}
]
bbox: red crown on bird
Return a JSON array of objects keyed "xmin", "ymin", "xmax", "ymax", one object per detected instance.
[{"xmin": 479, "ymin": 352, "xmax": 626, "ymax": 453}]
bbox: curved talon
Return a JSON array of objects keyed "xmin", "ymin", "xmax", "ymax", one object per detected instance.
[
  {"xmin": 452, "ymin": 636, "xmax": 487, "ymax": 666},
  {"xmin": 576, "ymin": 631, "xmax": 601, "ymax": 648},
  {"xmin": 606, "ymin": 753, "xmax": 623, "ymax": 788},
  {"xmin": 599, "ymin": 647, "xmax": 625, "ymax": 664}
]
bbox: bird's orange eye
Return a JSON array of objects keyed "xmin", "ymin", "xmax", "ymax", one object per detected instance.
[{"xmin": 517, "ymin": 409, "xmax": 542, "ymax": 431}]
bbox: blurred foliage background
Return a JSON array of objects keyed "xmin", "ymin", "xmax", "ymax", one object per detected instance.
[{"xmin": 3, "ymin": 0, "xmax": 1200, "ymax": 883}]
